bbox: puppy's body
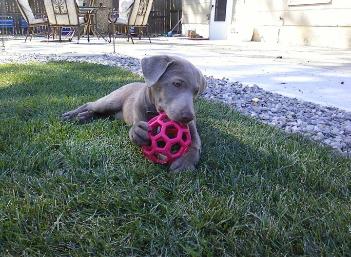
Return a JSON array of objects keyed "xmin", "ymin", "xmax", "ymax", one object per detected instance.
[{"xmin": 62, "ymin": 55, "xmax": 207, "ymax": 172}]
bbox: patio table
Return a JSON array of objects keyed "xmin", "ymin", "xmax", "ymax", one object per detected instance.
[{"xmin": 79, "ymin": 5, "xmax": 108, "ymax": 42}]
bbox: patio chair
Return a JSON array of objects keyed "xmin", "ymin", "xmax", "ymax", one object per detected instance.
[
  {"xmin": 15, "ymin": 0, "xmax": 49, "ymax": 42},
  {"xmin": 43, "ymin": 0, "xmax": 85, "ymax": 42},
  {"xmin": 109, "ymin": 0, "xmax": 154, "ymax": 44}
]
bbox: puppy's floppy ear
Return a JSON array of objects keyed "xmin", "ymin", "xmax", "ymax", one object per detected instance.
[
  {"xmin": 141, "ymin": 55, "xmax": 174, "ymax": 87},
  {"xmin": 197, "ymin": 70, "xmax": 207, "ymax": 96}
]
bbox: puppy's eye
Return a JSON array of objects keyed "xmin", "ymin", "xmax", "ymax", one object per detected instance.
[
  {"xmin": 194, "ymin": 88, "xmax": 199, "ymax": 95},
  {"xmin": 173, "ymin": 82, "xmax": 181, "ymax": 88}
]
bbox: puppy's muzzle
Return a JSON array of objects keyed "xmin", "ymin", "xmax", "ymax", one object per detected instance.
[{"xmin": 179, "ymin": 111, "xmax": 194, "ymax": 124}]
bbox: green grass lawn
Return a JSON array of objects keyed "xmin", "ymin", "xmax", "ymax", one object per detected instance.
[{"xmin": 0, "ymin": 62, "xmax": 350, "ymax": 256}]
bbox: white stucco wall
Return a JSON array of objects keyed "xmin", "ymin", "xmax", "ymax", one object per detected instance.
[
  {"xmin": 182, "ymin": 0, "xmax": 351, "ymax": 48},
  {"xmin": 230, "ymin": 0, "xmax": 351, "ymax": 48}
]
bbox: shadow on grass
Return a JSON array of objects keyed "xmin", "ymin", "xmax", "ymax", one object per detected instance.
[{"xmin": 197, "ymin": 102, "xmax": 350, "ymax": 201}]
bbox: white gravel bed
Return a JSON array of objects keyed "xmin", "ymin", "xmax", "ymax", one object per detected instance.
[{"xmin": 1, "ymin": 52, "xmax": 350, "ymax": 157}]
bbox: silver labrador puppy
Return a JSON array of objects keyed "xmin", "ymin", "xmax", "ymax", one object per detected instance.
[{"xmin": 62, "ymin": 55, "xmax": 207, "ymax": 172}]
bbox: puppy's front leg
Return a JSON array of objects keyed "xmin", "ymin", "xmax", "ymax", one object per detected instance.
[
  {"xmin": 170, "ymin": 120, "xmax": 201, "ymax": 172},
  {"xmin": 62, "ymin": 88, "xmax": 125, "ymax": 122}
]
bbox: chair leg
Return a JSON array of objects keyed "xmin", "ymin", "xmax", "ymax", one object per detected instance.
[
  {"xmin": 59, "ymin": 27, "xmax": 62, "ymax": 42},
  {"xmin": 47, "ymin": 24, "xmax": 50, "ymax": 42},
  {"xmin": 125, "ymin": 26, "xmax": 129, "ymax": 42},
  {"xmin": 108, "ymin": 23, "xmax": 112, "ymax": 43},
  {"xmin": 25, "ymin": 27, "xmax": 29, "ymax": 42},
  {"xmin": 77, "ymin": 26, "xmax": 80, "ymax": 44},
  {"xmin": 87, "ymin": 27, "xmax": 90, "ymax": 42},
  {"xmin": 129, "ymin": 33, "xmax": 134, "ymax": 44},
  {"xmin": 112, "ymin": 24, "xmax": 116, "ymax": 53},
  {"xmin": 29, "ymin": 27, "xmax": 33, "ymax": 41},
  {"xmin": 127, "ymin": 26, "xmax": 134, "ymax": 44},
  {"xmin": 147, "ymin": 25, "xmax": 151, "ymax": 44}
]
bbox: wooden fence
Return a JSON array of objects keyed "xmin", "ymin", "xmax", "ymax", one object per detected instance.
[
  {"xmin": 149, "ymin": 0, "xmax": 182, "ymax": 35},
  {"xmin": 0, "ymin": 0, "xmax": 182, "ymax": 35},
  {"xmin": 0, "ymin": 0, "xmax": 46, "ymax": 35}
]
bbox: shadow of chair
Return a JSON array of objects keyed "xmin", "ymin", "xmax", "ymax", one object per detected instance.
[
  {"xmin": 15, "ymin": 0, "xmax": 49, "ymax": 42},
  {"xmin": 43, "ymin": 0, "xmax": 85, "ymax": 42},
  {"xmin": 109, "ymin": 0, "xmax": 154, "ymax": 44}
]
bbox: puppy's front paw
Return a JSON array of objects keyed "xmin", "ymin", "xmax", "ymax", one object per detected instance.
[
  {"xmin": 129, "ymin": 121, "xmax": 150, "ymax": 146},
  {"xmin": 62, "ymin": 110, "xmax": 78, "ymax": 121},
  {"xmin": 61, "ymin": 103, "xmax": 93, "ymax": 123},
  {"xmin": 169, "ymin": 148, "xmax": 199, "ymax": 173}
]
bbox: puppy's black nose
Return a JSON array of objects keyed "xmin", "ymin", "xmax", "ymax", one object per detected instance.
[{"xmin": 180, "ymin": 112, "xmax": 194, "ymax": 124}]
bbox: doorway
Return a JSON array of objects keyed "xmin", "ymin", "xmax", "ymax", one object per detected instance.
[{"xmin": 209, "ymin": 0, "xmax": 232, "ymax": 39}]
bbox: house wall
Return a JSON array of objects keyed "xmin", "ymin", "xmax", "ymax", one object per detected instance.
[
  {"xmin": 182, "ymin": 0, "xmax": 211, "ymax": 38},
  {"xmin": 230, "ymin": 0, "xmax": 351, "ymax": 48},
  {"xmin": 182, "ymin": 0, "xmax": 351, "ymax": 48}
]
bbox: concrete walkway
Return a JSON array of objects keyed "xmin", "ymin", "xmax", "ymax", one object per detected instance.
[{"xmin": 2, "ymin": 37, "xmax": 351, "ymax": 111}]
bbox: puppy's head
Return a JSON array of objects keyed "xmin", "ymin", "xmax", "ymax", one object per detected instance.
[{"xmin": 141, "ymin": 55, "xmax": 206, "ymax": 124}]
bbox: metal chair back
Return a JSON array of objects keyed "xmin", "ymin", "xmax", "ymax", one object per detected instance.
[{"xmin": 43, "ymin": 0, "xmax": 80, "ymax": 26}]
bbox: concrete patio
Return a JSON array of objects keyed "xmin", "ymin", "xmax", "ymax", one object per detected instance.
[{"xmin": 1, "ymin": 36, "xmax": 351, "ymax": 111}]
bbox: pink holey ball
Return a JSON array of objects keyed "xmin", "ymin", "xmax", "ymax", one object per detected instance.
[{"xmin": 141, "ymin": 113, "xmax": 192, "ymax": 164}]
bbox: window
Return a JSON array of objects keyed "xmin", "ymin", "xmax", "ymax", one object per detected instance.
[{"xmin": 214, "ymin": 0, "xmax": 227, "ymax": 21}]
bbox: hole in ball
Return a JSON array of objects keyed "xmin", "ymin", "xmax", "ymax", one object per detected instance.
[
  {"xmin": 170, "ymin": 143, "xmax": 181, "ymax": 154},
  {"xmin": 156, "ymin": 140, "xmax": 166, "ymax": 148},
  {"xmin": 165, "ymin": 125, "xmax": 178, "ymax": 139},
  {"xmin": 151, "ymin": 124, "xmax": 161, "ymax": 136}
]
